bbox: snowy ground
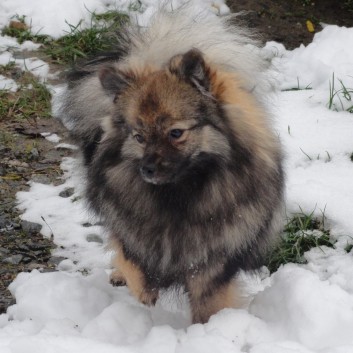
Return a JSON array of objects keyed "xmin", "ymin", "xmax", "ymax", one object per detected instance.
[{"xmin": 1, "ymin": 1, "xmax": 353, "ymax": 353}]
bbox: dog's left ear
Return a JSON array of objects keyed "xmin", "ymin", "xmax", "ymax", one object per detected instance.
[
  {"xmin": 99, "ymin": 65, "xmax": 134, "ymax": 100},
  {"xmin": 169, "ymin": 49, "xmax": 211, "ymax": 95}
]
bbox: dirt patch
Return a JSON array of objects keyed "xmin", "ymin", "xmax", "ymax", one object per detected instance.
[
  {"xmin": 227, "ymin": 0, "xmax": 353, "ymax": 49},
  {"xmin": 0, "ymin": 117, "xmax": 71, "ymax": 313}
]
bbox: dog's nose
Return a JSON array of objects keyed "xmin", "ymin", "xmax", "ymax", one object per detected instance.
[{"xmin": 140, "ymin": 163, "xmax": 156, "ymax": 179}]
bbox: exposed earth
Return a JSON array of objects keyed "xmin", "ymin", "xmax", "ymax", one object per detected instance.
[
  {"xmin": 1, "ymin": 1, "xmax": 352, "ymax": 314},
  {"xmin": 227, "ymin": 0, "xmax": 353, "ymax": 49}
]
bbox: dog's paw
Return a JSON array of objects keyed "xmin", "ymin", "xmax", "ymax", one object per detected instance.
[
  {"xmin": 139, "ymin": 288, "xmax": 159, "ymax": 307},
  {"xmin": 110, "ymin": 270, "xmax": 127, "ymax": 287}
]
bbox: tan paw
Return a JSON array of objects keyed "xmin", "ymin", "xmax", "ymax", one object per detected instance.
[
  {"xmin": 110, "ymin": 269, "xmax": 127, "ymax": 287},
  {"xmin": 138, "ymin": 288, "xmax": 159, "ymax": 307}
]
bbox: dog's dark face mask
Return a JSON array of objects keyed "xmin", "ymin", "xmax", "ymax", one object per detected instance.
[{"xmin": 98, "ymin": 49, "xmax": 231, "ymax": 185}]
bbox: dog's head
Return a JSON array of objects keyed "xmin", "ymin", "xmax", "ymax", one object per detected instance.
[{"xmin": 98, "ymin": 49, "xmax": 235, "ymax": 185}]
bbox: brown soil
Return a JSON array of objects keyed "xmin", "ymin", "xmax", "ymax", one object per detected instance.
[
  {"xmin": 1, "ymin": 1, "xmax": 352, "ymax": 314},
  {"xmin": 0, "ymin": 117, "xmax": 71, "ymax": 312},
  {"xmin": 227, "ymin": 0, "xmax": 353, "ymax": 49}
]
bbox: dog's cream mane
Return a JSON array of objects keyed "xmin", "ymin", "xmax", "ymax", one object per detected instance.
[{"xmin": 123, "ymin": 4, "xmax": 268, "ymax": 94}]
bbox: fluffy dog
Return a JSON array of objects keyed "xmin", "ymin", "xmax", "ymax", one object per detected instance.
[{"xmin": 56, "ymin": 5, "xmax": 284, "ymax": 324}]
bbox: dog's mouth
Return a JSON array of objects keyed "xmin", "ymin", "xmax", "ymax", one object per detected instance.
[
  {"xmin": 141, "ymin": 175, "xmax": 169, "ymax": 185},
  {"xmin": 140, "ymin": 169, "xmax": 175, "ymax": 185},
  {"xmin": 139, "ymin": 157, "xmax": 192, "ymax": 185}
]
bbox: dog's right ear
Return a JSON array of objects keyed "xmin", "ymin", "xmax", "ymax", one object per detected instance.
[
  {"xmin": 99, "ymin": 65, "xmax": 133, "ymax": 99},
  {"xmin": 169, "ymin": 49, "xmax": 211, "ymax": 96}
]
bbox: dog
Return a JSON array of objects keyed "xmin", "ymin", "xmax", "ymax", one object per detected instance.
[{"xmin": 56, "ymin": 4, "xmax": 284, "ymax": 324}]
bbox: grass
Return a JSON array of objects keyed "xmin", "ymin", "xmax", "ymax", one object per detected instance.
[
  {"xmin": 2, "ymin": 11, "xmax": 129, "ymax": 65},
  {"xmin": 0, "ymin": 130, "xmax": 16, "ymax": 149},
  {"xmin": 0, "ymin": 8, "xmax": 129, "ymax": 126},
  {"xmin": 328, "ymin": 73, "xmax": 353, "ymax": 113},
  {"xmin": 266, "ymin": 209, "xmax": 337, "ymax": 273},
  {"xmin": 343, "ymin": 0, "xmax": 353, "ymax": 12},
  {"xmin": 43, "ymin": 10, "xmax": 129, "ymax": 64},
  {"xmin": 299, "ymin": 0, "xmax": 313, "ymax": 6},
  {"xmin": 0, "ymin": 65, "xmax": 52, "ymax": 121},
  {"xmin": 0, "ymin": 62, "xmax": 17, "ymax": 76},
  {"xmin": 0, "ymin": 10, "xmax": 129, "ymax": 119},
  {"xmin": 298, "ymin": 148, "xmax": 332, "ymax": 163},
  {"xmin": 1, "ymin": 15, "xmax": 50, "ymax": 45},
  {"xmin": 282, "ymin": 77, "xmax": 312, "ymax": 91}
]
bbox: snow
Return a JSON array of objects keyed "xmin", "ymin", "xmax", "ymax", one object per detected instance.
[
  {"xmin": 0, "ymin": 0, "xmax": 229, "ymax": 39},
  {"xmin": 1, "ymin": 1, "xmax": 353, "ymax": 352},
  {"xmin": 273, "ymin": 90, "xmax": 353, "ymax": 238},
  {"xmin": 264, "ymin": 25, "xmax": 353, "ymax": 111},
  {"xmin": 0, "ymin": 74, "xmax": 17, "ymax": 91},
  {"xmin": 41, "ymin": 133, "xmax": 62, "ymax": 143},
  {"xmin": 0, "ymin": 38, "xmax": 50, "ymax": 82}
]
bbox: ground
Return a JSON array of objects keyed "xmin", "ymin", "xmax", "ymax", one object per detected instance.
[
  {"xmin": 227, "ymin": 0, "xmax": 353, "ymax": 49},
  {"xmin": 0, "ymin": 116, "xmax": 70, "ymax": 312},
  {"xmin": 1, "ymin": 0, "xmax": 352, "ymax": 314}
]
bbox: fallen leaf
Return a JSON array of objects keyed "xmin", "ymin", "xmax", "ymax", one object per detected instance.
[{"xmin": 306, "ymin": 20, "xmax": 315, "ymax": 33}]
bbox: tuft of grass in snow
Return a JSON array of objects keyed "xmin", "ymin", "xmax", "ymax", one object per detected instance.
[
  {"xmin": 1, "ymin": 15, "xmax": 50, "ymax": 45},
  {"xmin": 2, "ymin": 11, "xmax": 129, "ymax": 65},
  {"xmin": 299, "ymin": 148, "xmax": 332, "ymax": 163},
  {"xmin": 43, "ymin": 10, "xmax": 129, "ymax": 64},
  {"xmin": 328, "ymin": 73, "xmax": 353, "ymax": 113},
  {"xmin": 266, "ymin": 209, "xmax": 336, "ymax": 273},
  {"xmin": 282, "ymin": 77, "xmax": 312, "ymax": 92},
  {"xmin": 93, "ymin": 10, "xmax": 129, "ymax": 22},
  {"xmin": 0, "ymin": 66, "xmax": 51, "ymax": 121},
  {"xmin": 0, "ymin": 62, "xmax": 16, "ymax": 75}
]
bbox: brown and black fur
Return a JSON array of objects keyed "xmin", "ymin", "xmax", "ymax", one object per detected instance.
[{"xmin": 56, "ymin": 6, "xmax": 284, "ymax": 324}]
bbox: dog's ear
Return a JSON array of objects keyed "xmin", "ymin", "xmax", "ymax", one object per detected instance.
[
  {"xmin": 169, "ymin": 49, "xmax": 211, "ymax": 95},
  {"xmin": 99, "ymin": 65, "xmax": 133, "ymax": 99}
]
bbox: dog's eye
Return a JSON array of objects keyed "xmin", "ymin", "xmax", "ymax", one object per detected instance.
[
  {"xmin": 169, "ymin": 129, "xmax": 184, "ymax": 139},
  {"xmin": 134, "ymin": 134, "xmax": 145, "ymax": 144}
]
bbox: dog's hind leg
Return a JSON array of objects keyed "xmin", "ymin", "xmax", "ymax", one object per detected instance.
[{"xmin": 186, "ymin": 272, "xmax": 241, "ymax": 324}]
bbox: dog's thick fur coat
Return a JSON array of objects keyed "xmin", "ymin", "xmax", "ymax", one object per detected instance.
[{"xmin": 56, "ymin": 5, "xmax": 284, "ymax": 324}]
